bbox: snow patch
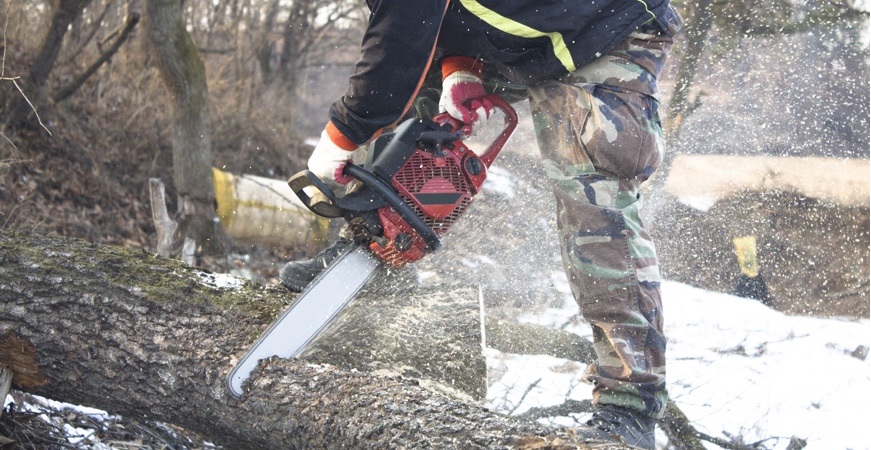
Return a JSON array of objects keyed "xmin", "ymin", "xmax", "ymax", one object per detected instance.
[
  {"xmin": 486, "ymin": 280, "xmax": 870, "ymax": 449},
  {"xmin": 677, "ymin": 194, "xmax": 719, "ymax": 211},
  {"xmin": 193, "ymin": 271, "xmax": 245, "ymax": 289}
]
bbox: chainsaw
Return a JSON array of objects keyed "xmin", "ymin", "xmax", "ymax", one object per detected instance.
[{"xmin": 226, "ymin": 95, "xmax": 517, "ymax": 398}]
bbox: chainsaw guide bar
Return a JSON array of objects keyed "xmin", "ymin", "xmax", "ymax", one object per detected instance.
[{"xmin": 226, "ymin": 245, "xmax": 378, "ymax": 398}]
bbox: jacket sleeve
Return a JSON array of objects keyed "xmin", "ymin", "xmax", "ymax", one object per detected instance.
[{"xmin": 327, "ymin": 0, "xmax": 449, "ymax": 146}]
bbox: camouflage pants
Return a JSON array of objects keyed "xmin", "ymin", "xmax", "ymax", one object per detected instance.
[{"xmin": 527, "ymin": 28, "xmax": 673, "ymax": 418}]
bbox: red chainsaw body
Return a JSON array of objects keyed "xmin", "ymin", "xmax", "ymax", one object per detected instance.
[
  {"xmin": 368, "ymin": 102, "xmax": 516, "ymax": 267},
  {"xmin": 371, "ymin": 147, "xmax": 476, "ymax": 266}
]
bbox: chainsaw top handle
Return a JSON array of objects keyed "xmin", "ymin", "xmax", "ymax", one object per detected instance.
[{"xmin": 432, "ymin": 94, "xmax": 518, "ymax": 168}]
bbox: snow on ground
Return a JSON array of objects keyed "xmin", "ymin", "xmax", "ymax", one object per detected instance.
[
  {"xmin": 674, "ymin": 194, "xmax": 719, "ymax": 212},
  {"xmin": 485, "ymin": 277, "xmax": 870, "ymax": 450}
]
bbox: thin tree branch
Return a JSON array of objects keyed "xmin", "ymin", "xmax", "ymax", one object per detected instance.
[
  {"xmin": 10, "ymin": 79, "xmax": 51, "ymax": 136},
  {"xmin": 53, "ymin": 12, "xmax": 140, "ymax": 103},
  {"xmin": 64, "ymin": 0, "xmax": 113, "ymax": 64}
]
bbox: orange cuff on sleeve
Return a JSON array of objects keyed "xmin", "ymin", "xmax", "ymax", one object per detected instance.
[
  {"xmin": 325, "ymin": 121, "xmax": 359, "ymax": 151},
  {"xmin": 441, "ymin": 56, "xmax": 483, "ymax": 80},
  {"xmin": 325, "ymin": 121, "xmax": 384, "ymax": 151}
]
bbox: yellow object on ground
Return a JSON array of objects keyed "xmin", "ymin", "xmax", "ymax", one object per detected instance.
[
  {"xmin": 212, "ymin": 168, "xmax": 329, "ymax": 246},
  {"xmin": 732, "ymin": 235, "xmax": 760, "ymax": 278}
]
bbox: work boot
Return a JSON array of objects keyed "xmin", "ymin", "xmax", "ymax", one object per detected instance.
[
  {"xmin": 279, "ymin": 237, "xmax": 354, "ymax": 292},
  {"xmin": 573, "ymin": 404, "xmax": 655, "ymax": 450}
]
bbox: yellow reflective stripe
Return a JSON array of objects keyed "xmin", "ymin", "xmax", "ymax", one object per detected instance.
[
  {"xmin": 458, "ymin": 0, "xmax": 576, "ymax": 73},
  {"xmin": 635, "ymin": 0, "xmax": 657, "ymax": 23}
]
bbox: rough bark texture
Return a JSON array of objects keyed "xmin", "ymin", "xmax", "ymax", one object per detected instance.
[
  {"xmin": 145, "ymin": 0, "xmax": 213, "ymax": 202},
  {"xmin": 485, "ymin": 318, "xmax": 596, "ymax": 364},
  {"xmin": 0, "ymin": 231, "xmax": 625, "ymax": 449}
]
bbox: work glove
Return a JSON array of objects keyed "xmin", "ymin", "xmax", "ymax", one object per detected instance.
[
  {"xmin": 307, "ymin": 126, "xmax": 356, "ymax": 185},
  {"xmin": 439, "ymin": 56, "xmax": 492, "ymax": 134}
]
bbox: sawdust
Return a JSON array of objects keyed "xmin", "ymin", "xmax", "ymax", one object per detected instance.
[
  {"xmin": 410, "ymin": 150, "xmax": 871, "ymax": 320},
  {"xmin": 652, "ymin": 189, "xmax": 870, "ymax": 318}
]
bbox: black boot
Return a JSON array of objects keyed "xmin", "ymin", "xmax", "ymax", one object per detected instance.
[
  {"xmin": 279, "ymin": 237, "xmax": 354, "ymax": 292},
  {"xmin": 574, "ymin": 404, "xmax": 655, "ymax": 450}
]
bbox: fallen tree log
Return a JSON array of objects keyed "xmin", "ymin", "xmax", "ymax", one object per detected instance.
[
  {"xmin": 303, "ymin": 281, "xmax": 487, "ymax": 401},
  {"xmin": 0, "ymin": 231, "xmax": 625, "ymax": 449}
]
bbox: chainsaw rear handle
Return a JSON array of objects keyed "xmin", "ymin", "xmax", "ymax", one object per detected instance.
[
  {"xmin": 287, "ymin": 166, "xmax": 441, "ymax": 252},
  {"xmin": 432, "ymin": 94, "xmax": 518, "ymax": 168}
]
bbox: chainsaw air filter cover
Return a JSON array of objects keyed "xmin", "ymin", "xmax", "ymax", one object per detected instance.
[{"xmin": 366, "ymin": 98, "xmax": 516, "ymax": 266}]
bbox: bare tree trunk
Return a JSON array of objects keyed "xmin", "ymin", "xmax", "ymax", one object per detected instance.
[
  {"xmin": 144, "ymin": 0, "xmax": 223, "ymax": 259},
  {"xmin": 277, "ymin": 0, "xmax": 313, "ymax": 87},
  {"xmin": 0, "ymin": 230, "xmax": 624, "ymax": 450},
  {"xmin": 28, "ymin": 0, "xmax": 93, "ymax": 91},
  {"xmin": 255, "ymin": 0, "xmax": 281, "ymax": 83},
  {"xmin": 5, "ymin": 0, "xmax": 94, "ymax": 128},
  {"xmin": 644, "ymin": 0, "xmax": 714, "ymax": 220}
]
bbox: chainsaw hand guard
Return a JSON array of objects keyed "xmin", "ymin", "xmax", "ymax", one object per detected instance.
[{"xmin": 288, "ymin": 170, "xmax": 344, "ymax": 218}]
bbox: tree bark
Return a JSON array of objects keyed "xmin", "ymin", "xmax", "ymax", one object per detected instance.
[
  {"xmin": 302, "ymin": 280, "xmax": 488, "ymax": 401},
  {"xmin": 486, "ymin": 318, "xmax": 596, "ymax": 364},
  {"xmin": 144, "ymin": 0, "xmax": 222, "ymax": 258},
  {"xmin": 0, "ymin": 231, "xmax": 626, "ymax": 450}
]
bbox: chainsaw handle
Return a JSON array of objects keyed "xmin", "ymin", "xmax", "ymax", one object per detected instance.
[
  {"xmin": 433, "ymin": 94, "xmax": 518, "ymax": 167},
  {"xmin": 288, "ymin": 167, "xmax": 441, "ymax": 252},
  {"xmin": 287, "ymin": 170, "xmax": 344, "ymax": 218}
]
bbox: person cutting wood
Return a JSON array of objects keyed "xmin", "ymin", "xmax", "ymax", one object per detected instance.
[{"xmin": 280, "ymin": 2, "xmax": 682, "ymax": 448}]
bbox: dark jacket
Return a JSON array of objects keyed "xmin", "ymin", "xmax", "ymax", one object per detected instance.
[{"xmin": 330, "ymin": 0, "xmax": 673, "ymax": 146}]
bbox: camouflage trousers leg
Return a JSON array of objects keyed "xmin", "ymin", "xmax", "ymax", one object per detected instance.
[{"xmin": 527, "ymin": 80, "xmax": 668, "ymax": 418}]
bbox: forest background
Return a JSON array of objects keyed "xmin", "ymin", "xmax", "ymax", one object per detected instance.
[{"xmin": 0, "ymin": 0, "xmax": 869, "ymax": 447}]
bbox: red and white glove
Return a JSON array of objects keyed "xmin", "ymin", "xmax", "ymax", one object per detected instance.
[
  {"xmin": 307, "ymin": 124, "xmax": 357, "ymax": 185},
  {"xmin": 439, "ymin": 56, "xmax": 492, "ymax": 134}
]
